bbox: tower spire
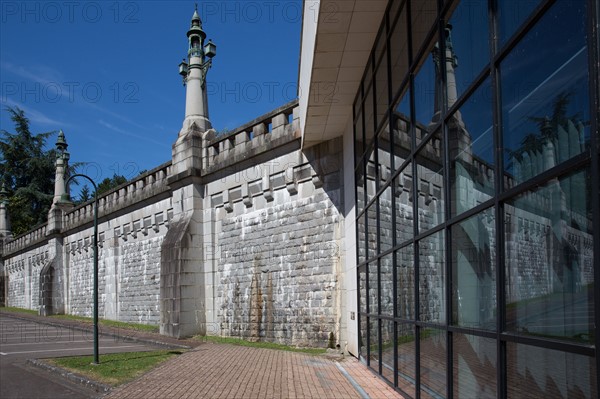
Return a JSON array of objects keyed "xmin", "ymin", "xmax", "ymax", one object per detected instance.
[{"xmin": 178, "ymin": 5, "xmax": 217, "ymax": 136}]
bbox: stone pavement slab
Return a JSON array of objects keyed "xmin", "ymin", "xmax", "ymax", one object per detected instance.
[{"xmin": 105, "ymin": 342, "xmax": 404, "ymax": 399}]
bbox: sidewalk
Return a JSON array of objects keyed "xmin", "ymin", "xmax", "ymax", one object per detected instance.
[
  {"xmin": 106, "ymin": 342, "xmax": 403, "ymax": 399},
  {"xmin": 0, "ymin": 310, "xmax": 402, "ymax": 399}
]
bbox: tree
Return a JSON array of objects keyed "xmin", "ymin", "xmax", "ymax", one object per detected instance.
[
  {"xmin": 0, "ymin": 107, "xmax": 57, "ymax": 235},
  {"xmin": 77, "ymin": 185, "xmax": 91, "ymax": 204},
  {"xmin": 96, "ymin": 174, "xmax": 127, "ymax": 195}
]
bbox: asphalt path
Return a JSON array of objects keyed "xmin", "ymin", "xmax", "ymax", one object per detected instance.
[{"xmin": 0, "ymin": 313, "xmax": 159, "ymax": 399}]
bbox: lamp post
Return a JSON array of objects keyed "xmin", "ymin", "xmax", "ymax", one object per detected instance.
[{"xmin": 65, "ymin": 174, "xmax": 99, "ymax": 365}]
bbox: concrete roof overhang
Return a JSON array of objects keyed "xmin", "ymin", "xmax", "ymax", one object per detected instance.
[{"xmin": 298, "ymin": 0, "xmax": 388, "ymax": 148}]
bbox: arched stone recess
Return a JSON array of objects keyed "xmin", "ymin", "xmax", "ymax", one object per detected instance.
[
  {"xmin": 160, "ymin": 212, "xmax": 205, "ymax": 338},
  {"xmin": 39, "ymin": 258, "xmax": 60, "ymax": 316}
]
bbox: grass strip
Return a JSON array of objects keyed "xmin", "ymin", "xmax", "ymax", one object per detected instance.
[
  {"xmin": 0, "ymin": 306, "xmax": 39, "ymax": 315},
  {"xmin": 47, "ymin": 350, "xmax": 183, "ymax": 386},
  {"xmin": 199, "ymin": 335, "xmax": 327, "ymax": 355}
]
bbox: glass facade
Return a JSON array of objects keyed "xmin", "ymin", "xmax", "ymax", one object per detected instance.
[{"xmin": 354, "ymin": 0, "xmax": 599, "ymax": 398}]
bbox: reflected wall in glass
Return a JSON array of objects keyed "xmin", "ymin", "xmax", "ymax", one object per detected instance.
[
  {"xmin": 416, "ymin": 130, "xmax": 445, "ymax": 233},
  {"xmin": 449, "ymin": 77, "xmax": 494, "ymax": 217},
  {"xmin": 505, "ymin": 168, "xmax": 594, "ymax": 343},
  {"xmin": 419, "ymin": 230, "xmax": 446, "ymax": 323},
  {"xmin": 420, "ymin": 328, "xmax": 447, "ymax": 399},
  {"xmin": 396, "ymin": 244, "xmax": 415, "ymax": 320}
]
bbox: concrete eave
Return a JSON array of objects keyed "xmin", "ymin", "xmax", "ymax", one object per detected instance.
[{"xmin": 299, "ymin": 0, "xmax": 388, "ymax": 148}]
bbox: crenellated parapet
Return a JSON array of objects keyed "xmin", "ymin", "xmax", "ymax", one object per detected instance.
[
  {"xmin": 203, "ymin": 100, "xmax": 300, "ymax": 175},
  {"xmin": 3, "ymin": 223, "xmax": 48, "ymax": 256}
]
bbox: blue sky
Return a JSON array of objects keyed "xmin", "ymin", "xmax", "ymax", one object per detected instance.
[{"xmin": 0, "ymin": 1, "xmax": 301, "ymax": 186}]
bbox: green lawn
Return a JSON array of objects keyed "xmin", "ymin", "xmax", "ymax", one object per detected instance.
[
  {"xmin": 0, "ymin": 306, "xmax": 39, "ymax": 315},
  {"xmin": 47, "ymin": 350, "xmax": 183, "ymax": 386}
]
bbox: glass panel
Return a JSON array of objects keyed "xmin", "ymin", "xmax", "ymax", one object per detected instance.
[
  {"xmin": 393, "ymin": 86, "xmax": 411, "ymax": 172},
  {"xmin": 396, "ymin": 244, "xmax": 415, "ymax": 320},
  {"xmin": 450, "ymin": 77, "xmax": 495, "ymax": 217},
  {"xmin": 359, "ymin": 265, "xmax": 367, "ymax": 314},
  {"xmin": 368, "ymin": 262, "xmax": 379, "ymax": 314},
  {"xmin": 367, "ymin": 203, "xmax": 378, "ymax": 260},
  {"xmin": 498, "ymin": 0, "xmax": 542, "ymax": 45},
  {"xmin": 357, "ymin": 212, "xmax": 367, "ymax": 264},
  {"xmin": 366, "ymin": 145, "xmax": 377, "ymax": 205},
  {"xmin": 505, "ymin": 168, "xmax": 594, "ymax": 344},
  {"xmin": 377, "ymin": 123, "xmax": 392, "ymax": 186},
  {"xmin": 501, "ymin": 0, "xmax": 590, "ymax": 188},
  {"xmin": 379, "ymin": 186, "xmax": 394, "ymax": 252},
  {"xmin": 453, "ymin": 333, "xmax": 496, "ymax": 398},
  {"xmin": 359, "ymin": 314, "xmax": 368, "ymax": 359},
  {"xmin": 394, "ymin": 162, "xmax": 414, "ymax": 245},
  {"xmin": 390, "ymin": 5, "xmax": 410, "ymax": 98},
  {"xmin": 375, "ymin": 49, "xmax": 389, "ymax": 130},
  {"xmin": 379, "ymin": 185, "xmax": 393, "ymax": 253},
  {"xmin": 369, "ymin": 317, "xmax": 380, "ymax": 367},
  {"xmin": 356, "ymin": 161, "xmax": 365, "ymax": 217},
  {"xmin": 380, "ymin": 254, "xmax": 394, "ymax": 316},
  {"xmin": 416, "ymin": 130, "xmax": 445, "ymax": 233},
  {"xmin": 419, "ymin": 230, "xmax": 446, "ymax": 323},
  {"xmin": 445, "ymin": 1, "xmax": 490, "ymax": 100},
  {"xmin": 411, "ymin": 0, "xmax": 438, "ymax": 57},
  {"xmin": 420, "ymin": 328, "xmax": 447, "ymax": 399},
  {"xmin": 365, "ymin": 82, "xmax": 376, "ymax": 146},
  {"xmin": 414, "ymin": 47, "xmax": 439, "ymax": 144},
  {"xmin": 381, "ymin": 319, "xmax": 395, "ymax": 383},
  {"xmin": 355, "ymin": 106, "xmax": 365, "ymax": 165},
  {"xmin": 451, "ymin": 208, "xmax": 497, "ymax": 330},
  {"xmin": 397, "ymin": 322, "xmax": 416, "ymax": 398},
  {"xmin": 507, "ymin": 343, "xmax": 597, "ymax": 399}
]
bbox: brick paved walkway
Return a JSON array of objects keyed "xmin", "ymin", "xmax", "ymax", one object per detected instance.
[{"xmin": 105, "ymin": 343, "xmax": 404, "ymax": 399}]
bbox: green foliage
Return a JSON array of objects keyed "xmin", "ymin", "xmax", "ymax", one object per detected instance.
[
  {"xmin": 96, "ymin": 174, "xmax": 127, "ymax": 195},
  {"xmin": 48, "ymin": 351, "xmax": 182, "ymax": 386},
  {"xmin": 0, "ymin": 306, "xmax": 39, "ymax": 315},
  {"xmin": 0, "ymin": 107, "xmax": 56, "ymax": 235},
  {"xmin": 77, "ymin": 185, "xmax": 91, "ymax": 204}
]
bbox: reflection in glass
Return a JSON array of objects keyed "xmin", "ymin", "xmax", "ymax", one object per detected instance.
[
  {"xmin": 394, "ymin": 163, "xmax": 413, "ymax": 245},
  {"xmin": 505, "ymin": 169, "xmax": 594, "ymax": 343},
  {"xmin": 377, "ymin": 123, "xmax": 392, "ymax": 187},
  {"xmin": 366, "ymin": 146, "xmax": 377, "ymax": 205},
  {"xmin": 355, "ymin": 105, "xmax": 364, "ymax": 165},
  {"xmin": 359, "ymin": 265, "xmax": 367, "ymax": 314},
  {"xmin": 380, "ymin": 254, "xmax": 394, "ymax": 316},
  {"xmin": 419, "ymin": 231, "xmax": 446, "ymax": 323},
  {"xmin": 379, "ymin": 185, "xmax": 393, "ymax": 253},
  {"xmin": 501, "ymin": 0, "xmax": 589, "ymax": 187},
  {"xmin": 369, "ymin": 317, "xmax": 380, "ymax": 368},
  {"xmin": 359, "ymin": 314, "xmax": 368, "ymax": 361},
  {"xmin": 411, "ymin": 0, "xmax": 437, "ymax": 57},
  {"xmin": 368, "ymin": 262, "xmax": 379, "ymax": 315},
  {"xmin": 446, "ymin": 1, "xmax": 490, "ymax": 99},
  {"xmin": 365, "ymin": 81, "xmax": 376, "ymax": 145},
  {"xmin": 507, "ymin": 343, "xmax": 597, "ymax": 398},
  {"xmin": 450, "ymin": 78, "xmax": 494, "ymax": 217},
  {"xmin": 452, "ymin": 209, "xmax": 496, "ymax": 330},
  {"xmin": 393, "ymin": 87, "xmax": 411, "ymax": 172},
  {"xmin": 416, "ymin": 130, "xmax": 444, "ymax": 233},
  {"xmin": 375, "ymin": 51, "xmax": 389, "ymax": 130},
  {"xmin": 357, "ymin": 212, "xmax": 367, "ymax": 264},
  {"xmin": 453, "ymin": 334, "xmax": 496, "ymax": 398},
  {"xmin": 420, "ymin": 328, "xmax": 446, "ymax": 399},
  {"xmin": 498, "ymin": 0, "xmax": 542, "ymax": 45},
  {"xmin": 356, "ymin": 161, "xmax": 365, "ymax": 216},
  {"xmin": 381, "ymin": 319, "xmax": 395, "ymax": 383},
  {"xmin": 397, "ymin": 323, "xmax": 416, "ymax": 398},
  {"xmin": 390, "ymin": 4, "xmax": 409, "ymax": 98},
  {"xmin": 396, "ymin": 244, "xmax": 415, "ymax": 320},
  {"xmin": 414, "ymin": 49, "xmax": 438, "ymax": 144},
  {"xmin": 367, "ymin": 203, "xmax": 378, "ymax": 260}
]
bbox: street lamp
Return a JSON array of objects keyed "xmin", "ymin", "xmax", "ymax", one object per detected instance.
[{"xmin": 64, "ymin": 174, "xmax": 99, "ymax": 365}]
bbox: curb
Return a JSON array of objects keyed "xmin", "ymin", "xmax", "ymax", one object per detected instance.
[
  {"xmin": 26, "ymin": 358, "xmax": 112, "ymax": 395},
  {"xmin": 1, "ymin": 312, "xmax": 191, "ymax": 350}
]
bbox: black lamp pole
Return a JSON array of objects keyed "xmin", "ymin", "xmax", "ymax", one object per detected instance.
[{"xmin": 65, "ymin": 174, "xmax": 99, "ymax": 365}]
